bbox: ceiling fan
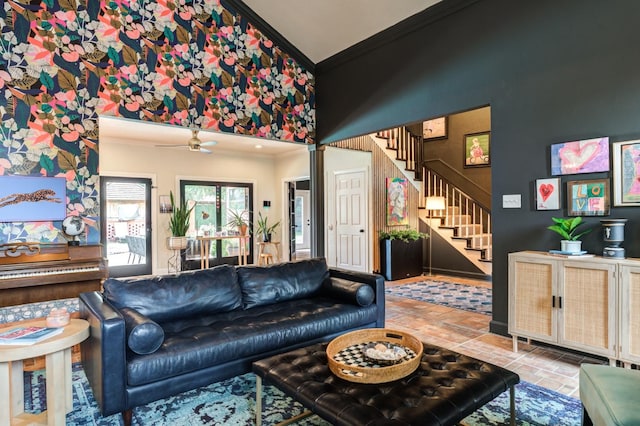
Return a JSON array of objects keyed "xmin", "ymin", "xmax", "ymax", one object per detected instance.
[{"xmin": 156, "ymin": 129, "xmax": 217, "ymax": 154}]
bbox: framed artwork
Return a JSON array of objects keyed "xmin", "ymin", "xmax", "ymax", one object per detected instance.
[
  {"xmin": 612, "ymin": 139, "xmax": 640, "ymax": 206},
  {"xmin": 550, "ymin": 137, "xmax": 609, "ymax": 175},
  {"xmin": 386, "ymin": 177, "xmax": 408, "ymax": 225},
  {"xmin": 463, "ymin": 132, "xmax": 490, "ymax": 167},
  {"xmin": 423, "ymin": 117, "xmax": 447, "ymax": 140},
  {"xmin": 159, "ymin": 195, "xmax": 172, "ymax": 213},
  {"xmin": 567, "ymin": 179, "xmax": 610, "ymax": 216},
  {"xmin": 0, "ymin": 176, "xmax": 66, "ymax": 222},
  {"xmin": 535, "ymin": 177, "xmax": 561, "ymax": 210}
]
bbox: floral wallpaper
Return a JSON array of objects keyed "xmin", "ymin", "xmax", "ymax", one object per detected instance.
[{"xmin": 0, "ymin": 0, "xmax": 315, "ymax": 244}]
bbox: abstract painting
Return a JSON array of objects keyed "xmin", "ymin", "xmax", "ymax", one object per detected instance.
[
  {"xmin": 551, "ymin": 137, "xmax": 610, "ymax": 175},
  {"xmin": 386, "ymin": 177, "xmax": 408, "ymax": 225},
  {"xmin": 612, "ymin": 140, "xmax": 640, "ymax": 206}
]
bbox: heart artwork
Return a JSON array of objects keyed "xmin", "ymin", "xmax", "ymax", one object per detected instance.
[
  {"xmin": 559, "ymin": 141, "xmax": 600, "ymax": 174},
  {"xmin": 539, "ymin": 183, "xmax": 554, "ymax": 202}
]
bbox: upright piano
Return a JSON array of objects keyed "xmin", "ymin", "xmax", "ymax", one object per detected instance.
[{"xmin": 0, "ymin": 243, "xmax": 107, "ymax": 307}]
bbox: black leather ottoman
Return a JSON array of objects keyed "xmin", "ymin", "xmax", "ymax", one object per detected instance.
[{"xmin": 253, "ymin": 341, "xmax": 519, "ymax": 426}]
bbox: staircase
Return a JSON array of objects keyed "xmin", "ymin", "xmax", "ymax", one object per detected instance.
[{"xmin": 374, "ymin": 128, "xmax": 492, "ymax": 277}]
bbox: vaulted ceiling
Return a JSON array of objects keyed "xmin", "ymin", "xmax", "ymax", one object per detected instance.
[
  {"xmin": 101, "ymin": 1, "xmax": 442, "ymax": 151},
  {"xmin": 241, "ymin": 0, "xmax": 441, "ymax": 63}
]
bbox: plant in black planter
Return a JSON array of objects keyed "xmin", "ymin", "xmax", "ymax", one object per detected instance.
[
  {"xmin": 378, "ymin": 228, "xmax": 427, "ymax": 242},
  {"xmin": 256, "ymin": 212, "xmax": 279, "ymax": 242},
  {"xmin": 379, "ymin": 227, "xmax": 428, "ymax": 281},
  {"xmin": 548, "ymin": 217, "xmax": 592, "ymax": 253}
]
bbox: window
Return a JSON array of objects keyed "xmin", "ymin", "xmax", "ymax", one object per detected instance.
[{"xmin": 180, "ymin": 180, "xmax": 253, "ymax": 268}]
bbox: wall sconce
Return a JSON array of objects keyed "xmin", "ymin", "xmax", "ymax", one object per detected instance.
[{"xmin": 263, "ymin": 200, "xmax": 271, "ymax": 208}]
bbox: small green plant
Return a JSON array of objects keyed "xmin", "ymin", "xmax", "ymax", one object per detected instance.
[
  {"xmin": 168, "ymin": 191, "xmax": 195, "ymax": 237},
  {"xmin": 256, "ymin": 212, "xmax": 280, "ymax": 241},
  {"xmin": 378, "ymin": 227, "xmax": 427, "ymax": 242},
  {"xmin": 547, "ymin": 217, "xmax": 592, "ymax": 241}
]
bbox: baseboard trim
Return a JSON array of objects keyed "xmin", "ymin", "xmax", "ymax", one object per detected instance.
[
  {"xmin": 429, "ymin": 267, "xmax": 491, "ymax": 281},
  {"xmin": 490, "ymin": 320, "xmax": 508, "ymax": 337}
]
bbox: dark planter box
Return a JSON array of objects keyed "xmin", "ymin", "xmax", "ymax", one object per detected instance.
[{"xmin": 380, "ymin": 238, "xmax": 424, "ymax": 281}]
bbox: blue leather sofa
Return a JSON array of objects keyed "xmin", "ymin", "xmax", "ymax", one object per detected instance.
[{"xmin": 79, "ymin": 258, "xmax": 384, "ymax": 422}]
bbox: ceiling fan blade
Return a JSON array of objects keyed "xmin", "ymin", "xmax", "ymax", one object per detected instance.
[
  {"xmin": 155, "ymin": 144, "xmax": 188, "ymax": 148},
  {"xmin": 199, "ymin": 148, "xmax": 212, "ymax": 154},
  {"xmin": 200, "ymin": 141, "xmax": 218, "ymax": 147}
]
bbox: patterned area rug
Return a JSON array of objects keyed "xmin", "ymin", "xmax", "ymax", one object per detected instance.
[
  {"xmin": 0, "ymin": 297, "xmax": 79, "ymax": 324},
  {"xmin": 23, "ymin": 364, "xmax": 581, "ymax": 425},
  {"xmin": 386, "ymin": 280, "xmax": 493, "ymax": 316}
]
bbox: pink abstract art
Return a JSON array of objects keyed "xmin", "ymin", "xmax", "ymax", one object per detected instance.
[{"xmin": 551, "ymin": 137, "xmax": 610, "ymax": 175}]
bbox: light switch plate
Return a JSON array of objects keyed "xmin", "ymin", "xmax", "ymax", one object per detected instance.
[{"xmin": 503, "ymin": 194, "xmax": 522, "ymax": 209}]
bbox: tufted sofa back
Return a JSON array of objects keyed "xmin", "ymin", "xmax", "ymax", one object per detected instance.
[
  {"xmin": 236, "ymin": 258, "xmax": 329, "ymax": 309},
  {"xmin": 103, "ymin": 264, "xmax": 242, "ymax": 322}
]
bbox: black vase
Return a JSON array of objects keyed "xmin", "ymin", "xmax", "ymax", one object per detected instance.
[
  {"xmin": 379, "ymin": 238, "xmax": 424, "ymax": 281},
  {"xmin": 600, "ymin": 218, "xmax": 627, "ymax": 258}
]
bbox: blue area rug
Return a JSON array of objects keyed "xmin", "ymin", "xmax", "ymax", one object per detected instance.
[
  {"xmin": 386, "ymin": 280, "xmax": 493, "ymax": 316},
  {"xmin": 23, "ymin": 364, "xmax": 581, "ymax": 425},
  {"xmin": 0, "ymin": 297, "xmax": 79, "ymax": 324}
]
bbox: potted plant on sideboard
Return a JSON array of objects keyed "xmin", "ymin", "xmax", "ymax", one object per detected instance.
[
  {"xmin": 167, "ymin": 191, "xmax": 194, "ymax": 251},
  {"xmin": 379, "ymin": 227, "xmax": 427, "ymax": 281},
  {"xmin": 547, "ymin": 216, "xmax": 592, "ymax": 254}
]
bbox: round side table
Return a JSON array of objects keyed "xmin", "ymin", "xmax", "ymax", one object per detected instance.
[{"xmin": 0, "ymin": 319, "xmax": 89, "ymax": 425}]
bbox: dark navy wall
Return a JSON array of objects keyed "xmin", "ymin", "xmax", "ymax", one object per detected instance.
[{"xmin": 315, "ymin": 1, "xmax": 640, "ymax": 334}]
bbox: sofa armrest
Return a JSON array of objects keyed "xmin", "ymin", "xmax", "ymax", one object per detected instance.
[
  {"xmin": 79, "ymin": 291, "xmax": 127, "ymax": 416},
  {"xmin": 329, "ymin": 268, "xmax": 385, "ymax": 327}
]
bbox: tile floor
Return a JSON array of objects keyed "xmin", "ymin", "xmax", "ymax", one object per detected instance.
[{"xmin": 385, "ymin": 274, "xmax": 605, "ymax": 399}]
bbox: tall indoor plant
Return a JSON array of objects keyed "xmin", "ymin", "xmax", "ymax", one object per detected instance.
[
  {"xmin": 167, "ymin": 191, "xmax": 194, "ymax": 250},
  {"xmin": 548, "ymin": 216, "xmax": 592, "ymax": 253},
  {"xmin": 256, "ymin": 212, "xmax": 279, "ymax": 242}
]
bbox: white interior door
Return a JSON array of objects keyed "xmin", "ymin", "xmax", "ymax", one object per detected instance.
[
  {"xmin": 334, "ymin": 170, "xmax": 368, "ymax": 272},
  {"xmin": 295, "ymin": 190, "xmax": 310, "ymax": 250}
]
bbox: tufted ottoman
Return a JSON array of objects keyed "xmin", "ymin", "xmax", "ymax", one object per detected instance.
[{"xmin": 253, "ymin": 341, "xmax": 519, "ymax": 426}]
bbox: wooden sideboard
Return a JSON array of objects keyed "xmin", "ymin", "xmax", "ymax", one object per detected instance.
[{"xmin": 508, "ymin": 251, "xmax": 640, "ymax": 366}]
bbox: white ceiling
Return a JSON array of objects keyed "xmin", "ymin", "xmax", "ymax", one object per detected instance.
[
  {"xmin": 99, "ymin": 116, "xmax": 306, "ymax": 156},
  {"xmin": 243, "ymin": 0, "xmax": 441, "ymax": 63}
]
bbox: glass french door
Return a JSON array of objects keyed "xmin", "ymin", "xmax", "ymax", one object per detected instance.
[
  {"xmin": 100, "ymin": 176, "xmax": 152, "ymax": 277},
  {"xmin": 180, "ymin": 180, "xmax": 253, "ymax": 269}
]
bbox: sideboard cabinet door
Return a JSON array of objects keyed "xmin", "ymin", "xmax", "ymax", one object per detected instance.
[
  {"xmin": 619, "ymin": 261, "xmax": 640, "ymax": 365},
  {"xmin": 558, "ymin": 260, "xmax": 616, "ymax": 358},
  {"xmin": 508, "ymin": 252, "xmax": 556, "ymax": 346}
]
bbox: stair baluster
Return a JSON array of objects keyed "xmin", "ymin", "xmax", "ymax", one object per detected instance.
[{"xmin": 423, "ymin": 167, "xmax": 492, "ymax": 262}]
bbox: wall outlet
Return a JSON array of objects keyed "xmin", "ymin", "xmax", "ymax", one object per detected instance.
[{"xmin": 503, "ymin": 194, "xmax": 522, "ymax": 209}]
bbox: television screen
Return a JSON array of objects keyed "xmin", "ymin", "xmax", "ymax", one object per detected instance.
[{"xmin": 0, "ymin": 176, "xmax": 67, "ymax": 222}]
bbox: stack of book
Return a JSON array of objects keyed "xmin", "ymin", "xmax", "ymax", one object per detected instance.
[
  {"xmin": 0, "ymin": 326, "xmax": 64, "ymax": 345},
  {"xmin": 548, "ymin": 250, "xmax": 594, "ymax": 258}
]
